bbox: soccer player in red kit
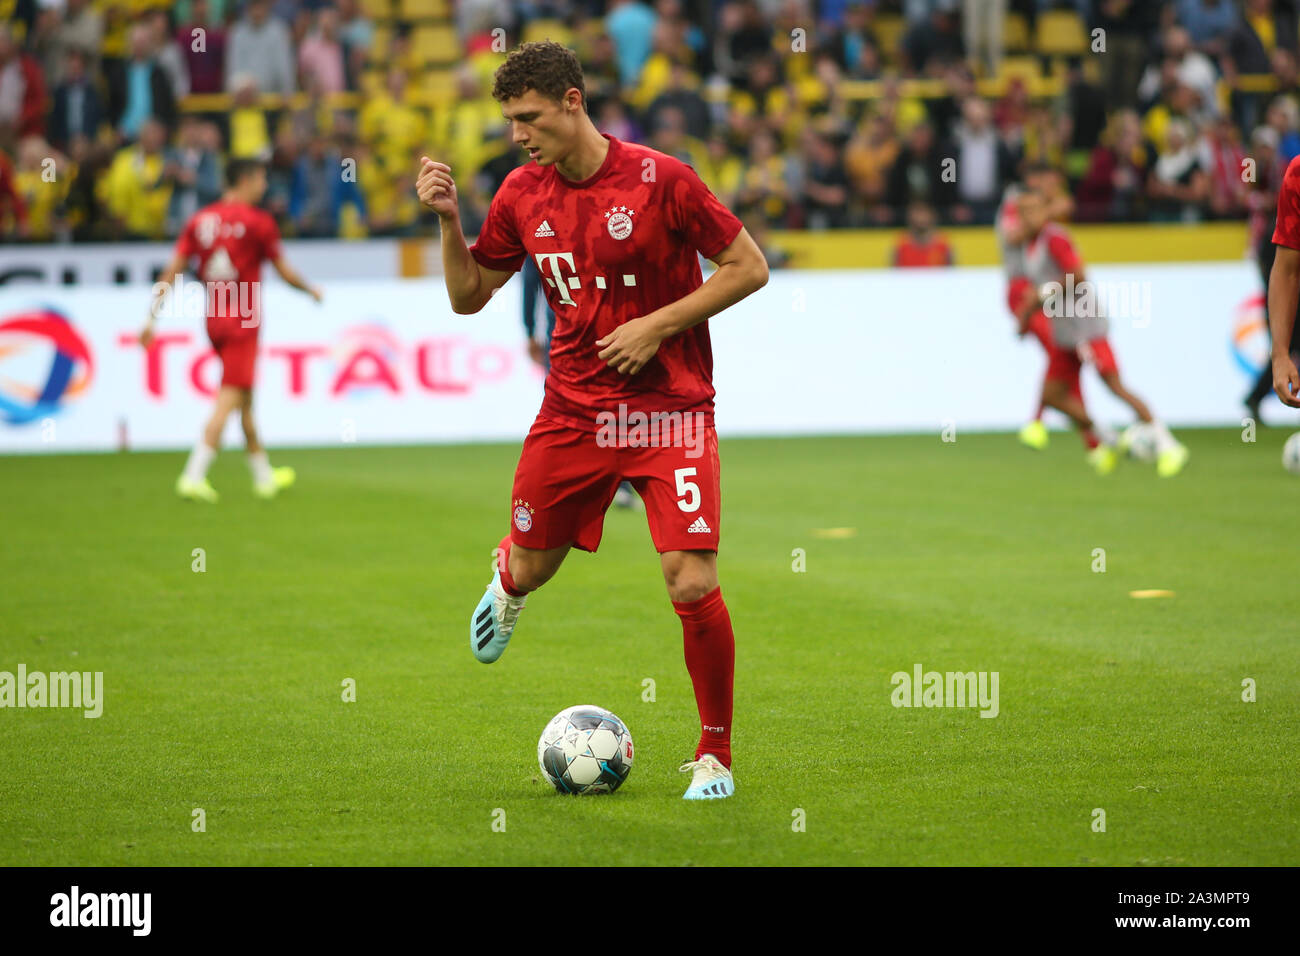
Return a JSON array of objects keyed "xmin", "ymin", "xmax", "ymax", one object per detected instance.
[
  {"xmin": 416, "ymin": 42, "xmax": 769, "ymax": 800},
  {"xmin": 140, "ymin": 159, "xmax": 322, "ymax": 502},
  {"xmin": 996, "ymin": 164, "xmax": 1089, "ymax": 453},
  {"xmin": 1017, "ymin": 189, "xmax": 1189, "ymax": 476},
  {"xmin": 1266, "ymin": 155, "xmax": 1300, "ymax": 407}
]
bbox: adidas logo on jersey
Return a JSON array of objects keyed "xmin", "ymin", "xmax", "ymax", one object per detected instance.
[
  {"xmin": 687, "ymin": 517, "xmax": 711, "ymax": 534},
  {"xmin": 534, "ymin": 220, "xmax": 555, "ymax": 237}
]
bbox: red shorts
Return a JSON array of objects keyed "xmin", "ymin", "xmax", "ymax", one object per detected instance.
[
  {"xmin": 1046, "ymin": 337, "xmax": 1119, "ymax": 385},
  {"xmin": 207, "ymin": 320, "xmax": 258, "ymax": 389},
  {"xmin": 509, "ymin": 413, "xmax": 720, "ymax": 554},
  {"xmin": 1009, "ymin": 280, "xmax": 1056, "ymax": 353}
]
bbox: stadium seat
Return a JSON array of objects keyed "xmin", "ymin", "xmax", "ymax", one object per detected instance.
[
  {"xmin": 359, "ymin": 0, "xmax": 393, "ymax": 18},
  {"xmin": 1035, "ymin": 10, "xmax": 1087, "ymax": 57},
  {"xmin": 399, "ymin": 0, "xmax": 449, "ymax": 19},
  {"xmin": 997, "ymin": 56, "xmax": 1042, "ymax": 88},
  {"xmin": 369, "ymin": 26, "xmax": 392, "ymax": 62},
  {"xmin": 1002, "ymin": 13, "xmax": 1029, "ymax": 53},
  {"xmin": 522, "ymin": 18, "xmax": 575, "ymax": 48},
  {"xmin": 411, "ymin": 24, "xmax": 461, "ymax": 65}
]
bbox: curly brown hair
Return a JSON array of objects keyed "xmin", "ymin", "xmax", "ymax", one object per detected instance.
[{"xmin": 491, "ymin": 40, "xmax": 587, "ymax": 110}]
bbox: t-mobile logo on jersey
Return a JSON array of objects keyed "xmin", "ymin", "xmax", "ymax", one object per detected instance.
[
  {"xmin": 535, "ymin": 252, "xmax": 640, "ymax": 307},
  {"xmin": 594, "ymin": 403, "xmax": 707, "ymax": 458}
]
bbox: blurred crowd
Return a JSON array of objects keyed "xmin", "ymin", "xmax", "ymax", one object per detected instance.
[{"xmin": 0, "ymin": 0, "xmax": 1296, "ymax": 248}]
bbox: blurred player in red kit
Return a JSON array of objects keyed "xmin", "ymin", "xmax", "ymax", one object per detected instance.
[
  {"xmin": 140, "ymin": 159, "xmax": 322, "ymax": 502},
  {"xmin": 1016, "ymin": 189, "xmax": 1189, "ymax": 476},
  {"xmin": 996, "ymin": 164, "xmax": 1097, "ymax": 455},
  {"xmin": 416, "ymin": 42, "xmax": 768, "ymax": 799},
  {"xmin": 1266, "ymin": 154, "xmax": 1300, "ymax": 408}
]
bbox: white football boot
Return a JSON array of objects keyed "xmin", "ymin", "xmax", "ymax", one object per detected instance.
[
  {"xmin": 470, "ymin": 569, "xmax": 527, "ymax": 663},
  {"xmin": 680, "ymin": 753, "xmax": 735, "ymax": 800}
]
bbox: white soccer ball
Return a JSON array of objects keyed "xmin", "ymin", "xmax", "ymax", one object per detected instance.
[
  {"xmin": 537, "ymin": 705, "xmax": 634, "ymax": 795},
  {"xmin": 1121, "ymin": 423, "xmax": 1158, "ymax": 463},
  {"xmin": 1283, "ymin": 432, "xmax": 1300, "ymax": 475}
]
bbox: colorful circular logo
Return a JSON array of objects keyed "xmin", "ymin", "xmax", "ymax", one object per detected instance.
[
  {"xmin": 0, "ymin": 308, "xmax": 94, "ymax": 425},
  {"xmin": 1231, "ymin": 293, "xmax": 1269, "ymax": 378}
]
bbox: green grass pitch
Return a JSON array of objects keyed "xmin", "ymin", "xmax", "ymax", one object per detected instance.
[{"xmin": 1, "ymin": 428, "xmax": 1296, "ymax": 866}]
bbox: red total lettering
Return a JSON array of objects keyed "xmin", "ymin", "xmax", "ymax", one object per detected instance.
[
  {"xmin": 415, "ymin": 339, "xmax": 469, "ymax": 393},
  {"xmin": 121, "ymin": 331, "xmax": 192, "ymax": 398},
  {"xmin": 190, "ymin": 349, "xmax": 221, "ymax": 397},
  {"xmin": 332, "ymin": 347, "xmax": 401, "ymax": 395},
  {"xmin": 267, "ymin": 345, "xmax": 328, "ymax": 396}
]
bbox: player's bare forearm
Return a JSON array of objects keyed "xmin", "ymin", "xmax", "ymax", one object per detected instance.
[
  {"xmin": 1267, "ymin": 245, "xmax": 1300, "ymax": 406},
  {"xmin": 1268, "ymin": 247, "xmax": 1300, "ymax": 359},
  {"xmin": 142, "ymin": 254, "xmax": 188, "ymax": 344},
  {"xmin": 597, "ymin": 230, "xmax": 768, "ymax": 375},
  {"xmin": 273, "ymin": 257, "xmax": 323, "ymax": 301},
  {"xmin": 148, "ymin": 255, "xmax": 188, "ymax": 316},
  {"xmin": 648, "ymin": 232, "xmax": 770, "ymax": 339},
  {"xmin": 438, "ymin": 213, "xmax": 487, "ymax": 313}
]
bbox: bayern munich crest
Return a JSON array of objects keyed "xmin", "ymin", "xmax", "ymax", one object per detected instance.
[
  {"xmin": 605, "ymin": 205, "xmax": 635, "ymax": 240},
  {"xmin": 513, "ymin": 499, "xmax": 535, "ymax": 533}
]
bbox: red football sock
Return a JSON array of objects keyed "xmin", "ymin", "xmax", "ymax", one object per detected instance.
[
  {"xmin": 1081, "ymin": 428, "xmax": 1100, "ymax": 450},
  {"xmin": 672, "ymin": 585, "xmax": 734, "ymax": 769},
  {"xmin": 496, "ymin": 534, "xmax": 527, "ymax": 596}
]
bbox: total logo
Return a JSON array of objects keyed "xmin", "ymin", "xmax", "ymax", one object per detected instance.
[
  {"xmin": 124, "ymin": 323, "xmax": 515, "ymax": 399},
  {"xmin": 0, "ymin": 307, "xmax": 94, "ymax": 425},
  {"xmin": 1230, "ymin": 293, "xmax": 1268, "ymax": 378}
]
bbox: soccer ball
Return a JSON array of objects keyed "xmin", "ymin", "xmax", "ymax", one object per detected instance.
[
  {"xmin": 1120, "ymin": 423, "xmax": 1158, "ymax": 463},
  {"xmin": 537, "ymin": 705, "xmax": 634, "ymax": 795},
  {"xmin": 1283, "ymin": 433, "xmax": 1300, "ymax": 475}
]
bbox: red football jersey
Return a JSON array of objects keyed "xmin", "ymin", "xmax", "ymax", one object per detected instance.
[
  {"xmin": 1274, "ymin": 155, "xmax": 1300, "ymax": 250},
  {"xmin": 174, "ymin": 200, "xmax": 283, "ymax": 330},
  {"xmin": 893, "ymin": 236, "xmax": 953, "ymax": 267},
  {"xmin": 470, "ymin": 133, "xmax": 744, "ymax": 431}
]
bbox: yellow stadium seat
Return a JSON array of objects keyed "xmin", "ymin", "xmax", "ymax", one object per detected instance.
[
  {"xmin": 522, "ymin": 18, "xmax": 575, "ymax": 48},
  {"xmin": 360, "ymin": 0, "xmax": 393, "ymax": 19},
  {"xmin": 1035, "ymin": 10, "xmax": 1087, "ymax": 56},
  {"xmin": 1002, "ymin": 13, "xmax": 1030, "ymax": 53},
  {"xmin": 997, "ymin": 56, "xmax": 1042, "ymax": 87},
  {"xmin": 369, "ymin": 26, "xmax": 392, "ymax": 61},
  {"xmin": 411, "ymin": 24, "xmax": 461, "ymax": 64},
  {"xmin": 399, "ymin": 0, "xmax": 448, "ymax": 19}
]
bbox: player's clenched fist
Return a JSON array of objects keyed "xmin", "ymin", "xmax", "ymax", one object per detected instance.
[{"xmin": 417, "ymin": 156, "xmax": 459, "ymax": 219}]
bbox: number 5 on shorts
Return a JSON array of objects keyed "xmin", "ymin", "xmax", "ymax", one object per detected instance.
[{"xmin": 675, "ymin": 467, "xmax": 700, "ymax": 513}]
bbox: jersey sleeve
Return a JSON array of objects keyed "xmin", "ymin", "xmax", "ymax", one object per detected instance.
[
  {"xmin": 260, "ymin": 212, "xmax": 283, "ymax": 262},
  {"xmin": 1274, "ymin": 158, "xmax": 1300, "ymax": 250},
  {"xmin": 1046, "ymin": 231, "xmax": 1082, "ymax": 273},
  {"xmin": 666, "ymin": 160, "xmax": 744, "ymax": 260},
  {"xmin": 469, "ymin": 182, "xmax": 526, "ymax": 273}
]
